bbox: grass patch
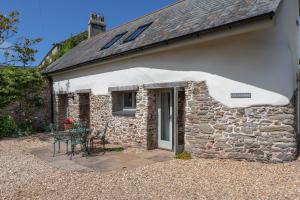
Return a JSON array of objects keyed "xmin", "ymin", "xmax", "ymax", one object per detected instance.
[{"xmin": 175, "ymin": 151, "xmax": 192, "ymax": 160}]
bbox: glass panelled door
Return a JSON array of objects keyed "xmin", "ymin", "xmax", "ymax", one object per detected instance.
[{"xmin": 158, "ymin": 90, "xmax": 173, "ymax": 150}]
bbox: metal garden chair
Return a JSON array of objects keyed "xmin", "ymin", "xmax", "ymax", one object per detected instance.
[
  {"xmin": 90, "ymin": 122, "xmax": 108, "ymax": 151},
  {"xmin": 70, "ymin": 121, "xmax": 90, "ymax": 159},
  {"xmin": 50, "ymin": 123, "xmax": 70, "ymax": 157}
]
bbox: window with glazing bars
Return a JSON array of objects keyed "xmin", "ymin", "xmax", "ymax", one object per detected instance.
[
  {"xmin": 123, "ymin": 22, "xmax": 153, "ymax": 43},
  {"xmin": 101, "ymin": 31, "xmax": 127, "ymax": 50}
]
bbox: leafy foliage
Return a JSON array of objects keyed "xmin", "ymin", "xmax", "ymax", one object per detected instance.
[
  {"xmin": 0, "ymin": 11, "xmax": 42, "ymax": 67},
  {"xmin": 175, "ymin": 151, "xmax": 192, "ymax": 160},
  {"xmin": 42, "ymin": 123, "xmax": 52, "ymax": 133},
  {"xmin": 0, "ymin": 67, "xmax": 47, "ymax": 136},
  {"xmin": 104, "ymin": 147, "xmax": 125, "ymax": 152},
  {"xmin": 11, "ymin": 38, "xmax": 43, "ymax": 67},
  {"xmin": 0, "ymin": 11, "xmax": 46, "ymax": 137},
  {"xmin": 0, "ymin": 11, "xmax": 19, "ymax": 45},
  {"xmin": 0, "ymin": 115, "xmax": 17, "ymax": 138},
  {"xmin": 40, "ymin": 32, "xmax": 87, "ymax": 70},
  {"xmin": 61, "ymin": 32, "xmax": 87, "ymax": 55},
  {"xmin": 0, "ymin": 67, "xmax": 47, "ymax": 108},
  {"xmin": 16, "ymin": 118, "xmax": 33, "ymax": 137}
]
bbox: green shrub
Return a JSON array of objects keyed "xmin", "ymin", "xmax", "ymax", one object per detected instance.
[
  {"xmin": 104, "ymin": 147, "xmax": 124, "ymax": 152},
  {"xmin": 16, "ymin": 128, "xmax": 32, "ymax": 137},
  {"xmin": 175, "ymin": 151, "xmax": 192, "ymax": 160},
  {"xmin": 0, "ymin": 116, "xmax": 17, "ymax": 138},
  {"xmin": 17, "ymin": 119, "xmax": 33, "ymax": 137},
  {"xmin": 41, "ymin": 123, "xmax": 52, "ymax": 133},
  {"xmin": 0, "ymin": 67, "xmax": 47, "ymax": 109}
]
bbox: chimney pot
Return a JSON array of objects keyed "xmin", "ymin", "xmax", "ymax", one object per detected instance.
[{"xmin": 88, "ymin": 13, "xmax": 106, "ymax": 38}]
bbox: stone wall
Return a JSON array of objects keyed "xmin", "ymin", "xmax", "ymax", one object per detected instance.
[
  {"xmin": 68, "ymin": 93, "xmax": 80, "ymax": 121},
  {"xmin": 90, "ymin": 95, "xmax": 110, "ymax": 132},
  {"xmin": 89, "ymin": 87, "xmax": 149, "ymax": 147},
  {"xmin": 0, "ymin": 88, "xmax": 51, "ymax": 131},
  {"xmin": 146, "ymin": 90, "xmax": 158, "ymax": 150},
  {"xmin": 178, "ymin": 90, "xmax": 186, "ymax": 146},
  {"xmin": 53, "ymin": 81, "xmax": 298, "ymax": 163},
  {"xmin": 56, "ymin": 94, "xmax": 68, "ymax": 130},
  {"xmin": 185, "ymin": 82, "xmax": 298, "ymax": 163}
]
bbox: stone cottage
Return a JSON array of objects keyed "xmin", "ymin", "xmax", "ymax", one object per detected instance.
[{"xmin": 44, "ymin": 0, "xmax": 299, "ymax": 163}]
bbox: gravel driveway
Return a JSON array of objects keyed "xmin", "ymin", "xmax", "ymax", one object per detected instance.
[{"xmin": 0, "ymin": 136, "xmax": 299, "ymax": 200}]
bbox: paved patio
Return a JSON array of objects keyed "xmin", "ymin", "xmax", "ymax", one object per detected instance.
[{"xmin": 31, "ymin": 142, "xmax": 174, "ymax": 172}]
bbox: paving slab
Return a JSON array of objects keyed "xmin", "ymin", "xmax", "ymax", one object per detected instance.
[{"xmin": 31, "ymin": 143, "xmax": 174, "ymax": 172}]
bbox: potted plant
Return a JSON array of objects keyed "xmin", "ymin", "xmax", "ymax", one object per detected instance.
[{"xmin": 64, "ymin": 117, "xmax": 75, "ymax": 130}]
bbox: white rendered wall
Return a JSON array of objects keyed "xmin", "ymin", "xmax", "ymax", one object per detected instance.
[{"xmin": 52, "ymin": 0, "xmax": 299, "ymax": 108}]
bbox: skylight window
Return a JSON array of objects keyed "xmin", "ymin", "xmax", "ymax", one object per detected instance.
[
  {"xmin": 101, "ymin": 31, "xmax": 127, "ymax": 50},
  {"xmin": 123, "ymin": 22, "xmax": 153, "ymax": 43}
]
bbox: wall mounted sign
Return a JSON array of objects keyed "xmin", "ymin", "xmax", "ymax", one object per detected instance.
[{"xmin": 231, "ymin": 93, "xmax": 251, "ymax": 99}]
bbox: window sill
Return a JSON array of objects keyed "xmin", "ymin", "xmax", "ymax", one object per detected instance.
[{"xmin": 112, "ymin": 109, "xmax": 136, "ymax": 116}]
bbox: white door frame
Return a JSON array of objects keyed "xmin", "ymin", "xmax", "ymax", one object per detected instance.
[{"xmin": 157, "ymin": 89, "xmax": 173, "ymax": 150}]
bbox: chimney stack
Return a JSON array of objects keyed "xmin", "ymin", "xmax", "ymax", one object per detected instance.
[{"xmin": 88, "ymin": 13, "xmax": 106, "ymax": 38}]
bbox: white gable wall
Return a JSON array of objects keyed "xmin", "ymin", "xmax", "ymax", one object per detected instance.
[{"xmin": 52, "ymin": 0, "xmax": 299, "ymax": 108}]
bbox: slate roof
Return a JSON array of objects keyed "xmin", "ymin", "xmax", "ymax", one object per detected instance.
[{"xmin": 44, "ymin": 0, "xmax": 281, "ymax": 74}]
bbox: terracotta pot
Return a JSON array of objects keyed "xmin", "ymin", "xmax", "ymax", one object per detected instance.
[{"xmin": 64, "ymin": 123, "xmax": 72, "ymax": 130}]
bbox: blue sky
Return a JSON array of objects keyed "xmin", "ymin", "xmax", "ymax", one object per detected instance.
[{"xmin": 1, "ymin": 0, "xmax": 176, "ymax": 66}]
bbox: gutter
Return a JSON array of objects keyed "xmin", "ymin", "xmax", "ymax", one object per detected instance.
[{"xmin": 44, "ymin": 12, "xmax": 275, "ymax": 75}]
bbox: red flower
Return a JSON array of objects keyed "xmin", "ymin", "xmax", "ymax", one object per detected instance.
[{"xmin": 64, "ymin": 117, "xmax": 75, "ymax": 124}]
